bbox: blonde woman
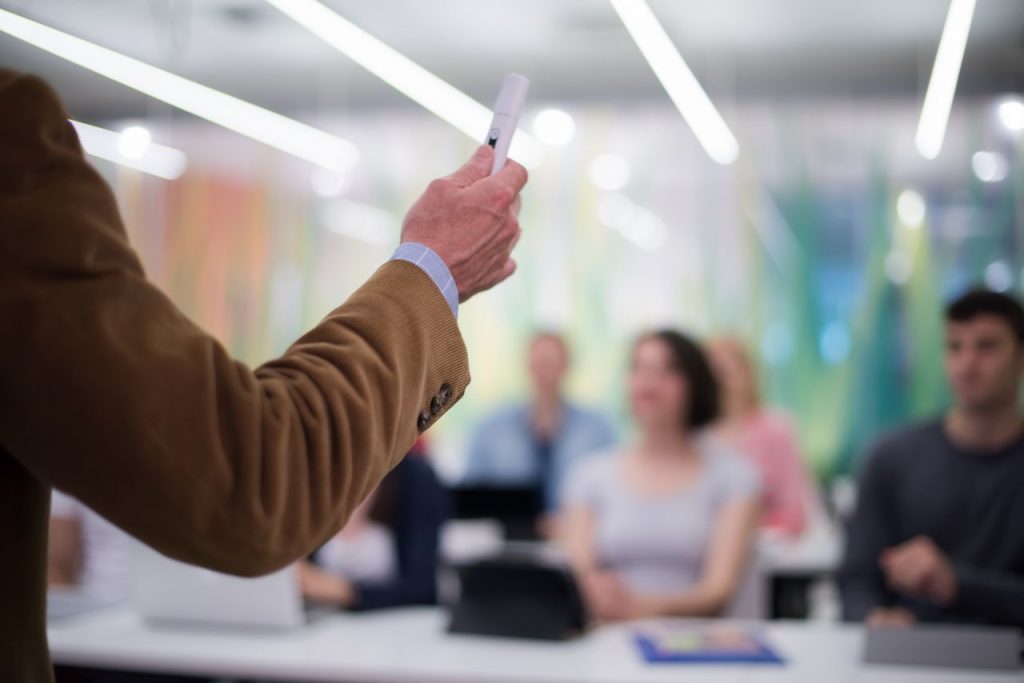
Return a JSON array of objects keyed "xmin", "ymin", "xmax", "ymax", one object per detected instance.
[{"xmin": 706, "ymin": 337, "xmax": 815, "ymax": 537}]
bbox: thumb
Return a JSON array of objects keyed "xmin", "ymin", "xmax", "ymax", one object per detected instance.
[{"xmin": 448, "ymin": 145, "xmax": 494, "ymax": 187}]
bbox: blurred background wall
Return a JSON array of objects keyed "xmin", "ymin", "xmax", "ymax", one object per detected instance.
[{"xmin": 5, "ymin": 0, "xmax": 1022, "ymax": 482}]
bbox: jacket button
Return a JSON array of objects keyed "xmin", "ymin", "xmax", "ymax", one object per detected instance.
[
  {"xmin": 430, "ymin": 395, "xmax": 442, "ymax": 416},
  {"xmin": 439, "ymin": 383, "xmax": 453, "ymax": 404},
  {"xmin": 417, "ymin": 411, "xmax": 430, "ymax": 432}
]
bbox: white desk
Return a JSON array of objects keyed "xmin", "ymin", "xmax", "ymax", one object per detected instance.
[
  {"xmin": 48, "ymin": 607, "xmax": 1019, "ymax": 683},
  {"xmin": 759, "ymin": 522, "xmax": 842, "ymax": 577}
]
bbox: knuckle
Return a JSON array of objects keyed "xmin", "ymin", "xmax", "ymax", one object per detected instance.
[
  {"xmin": 513, "ymin": 161, "xmax": 529, "ymax": 185},
  {"xmin": 491, "ymin": 185, "xmax": 514, "ymax": 209}
]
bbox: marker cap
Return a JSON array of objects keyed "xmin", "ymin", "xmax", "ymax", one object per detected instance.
[{"xmin": 492, "ymin": 74, "xmax": 530, "ymax": 117}]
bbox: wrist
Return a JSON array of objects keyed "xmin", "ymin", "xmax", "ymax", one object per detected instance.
[
  {"xmin": 399, "ymin": 238, "xmax": 452, "ymax": 269},
  {"xmin": 628, "ymin": 595, "xmax": 659, "ymax": 620},
  {"xmin": 335, "ymin": 577, "xmax": 356, "ymax": 608},
  {"xmin": 391, "ymin": 242, "xmax": 459, "ymax": 318},
  {"xmin": 937, "ymin": 564, "xmax": 963, "ymax": 606}
]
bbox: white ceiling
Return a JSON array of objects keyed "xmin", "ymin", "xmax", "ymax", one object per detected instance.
[{"xmin": 1, "ymin": 0, "xmax": 1022, "ymax": 121}]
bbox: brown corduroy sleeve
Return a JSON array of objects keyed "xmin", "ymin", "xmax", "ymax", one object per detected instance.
[{"xmin": 0, "ymin": 70, "xmax": 470, "ymax": 576}]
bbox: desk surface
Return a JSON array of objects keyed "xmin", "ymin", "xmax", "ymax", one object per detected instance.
[
  {"xmin": 48, "ymin": 607, "xmax": 1020, "ymax": 683},
  {"xmin": 759, "ymin": 524, "xmax": 842, "ymax": 576}
]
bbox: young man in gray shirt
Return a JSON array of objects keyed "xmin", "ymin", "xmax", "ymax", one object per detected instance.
[{"xmin": 840, "ymin": 289, "xmax": 1024, "ymax": 628}]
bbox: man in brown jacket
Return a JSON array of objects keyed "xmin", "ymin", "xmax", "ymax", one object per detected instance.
[{"xmin": 0, "ymin": 69, "xmax": 527, "ymax": 681}]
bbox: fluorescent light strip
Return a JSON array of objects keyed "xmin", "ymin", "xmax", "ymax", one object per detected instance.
[
  {"xmin": 915, "ymin": 0, "xmax": 976, "ymax": 160},
  {"xmin": 263, "ymin": 0, "xmax": 545, "ymax": 167},
  {"xmin": 71, "ymin": 120, "xmax": 187, "ymax": 180},
  {"xmin": 0, "ymin": 8, "xmax": 358, "ymax": 172},
  {"xmin": 609, "ymin": 0, "xmax": 739, "ymax": 165}
]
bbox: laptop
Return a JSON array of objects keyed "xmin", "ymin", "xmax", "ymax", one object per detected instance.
[
  {"xmin": 864, "ymin": 624, "xmax": 1021, "ymax": 671},
  {"xmin": 449, "ymin": 485, "xmax": 542, "ymax": 541},
  {"xmin": 448, "ymin": 544, "xmax": 588, "ymax": 641},
  {"xmin": 132, "ymin": 546, "xmax": 330, "ymax": 630},
  {"xmin": 47, "ymin": 587, "xmax": 122, "ymax": 621}
]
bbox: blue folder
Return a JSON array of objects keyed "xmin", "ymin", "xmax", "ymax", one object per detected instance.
[{"xmin": 634, "ymin": 626, "xmax": 785, "ymax": 665}]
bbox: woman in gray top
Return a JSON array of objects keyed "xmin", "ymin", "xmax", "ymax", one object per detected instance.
[{"xmin": 561, "ymin": 330, "xmax": 761, "ymax": 622}]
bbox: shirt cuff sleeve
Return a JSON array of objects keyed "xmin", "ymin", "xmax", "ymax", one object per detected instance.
[{"xmin": 390, "ymin": 243, "xmax": 458, "ymax": 318}]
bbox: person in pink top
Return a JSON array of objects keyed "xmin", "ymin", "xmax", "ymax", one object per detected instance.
[{"xmin": 706, "ymin": 337, "xmax": 815, "ymax": 537}]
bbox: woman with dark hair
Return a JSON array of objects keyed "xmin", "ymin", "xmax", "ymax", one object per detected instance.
[
  {"xmin": 560, "ymin": 330, "xmax": 761, "ymax": 621},
  {"xmin": 297, "ymin": 442, "xmax": 447, "ymax": 611}
]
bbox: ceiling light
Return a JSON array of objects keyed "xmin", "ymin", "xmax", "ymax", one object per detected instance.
[
  {"xmin": 985, "ymin": 261, "xmax": 1013, "ymax": 292},
  {"xmin": 71, "ymin": 120, "xmax": 187, "ymax": 180},
  {"xmin": 608, "ymin": 0, "xmax": 739, "ymax": 164},
  {"xmin": 532, "ymin": 109, "xmax": 576, "ymax": 146},
  {"xmin": 0, "ymin": 8, "xmax": 358, "ymax": 172},
  {"xmin": 915, "ymin": 0, "xmax": 976, "ymax": 159},
  {"xmin": 896, "ymin": 189, "xmax": 927, "ymax": 228},
  {"xmin": 971, "ymin": 151, "xmax": 1008, "ymax": 183},
  {"xmin": 997, "ymin": 99, "xmax": 1024, "ymax": 133},
  {"xmin": 117, "ymin": 125, "xmax": 151, "ymax": 160},
  {"xmin": 263, "ymin": 0, "xmax": 545, "ymax": 167}
]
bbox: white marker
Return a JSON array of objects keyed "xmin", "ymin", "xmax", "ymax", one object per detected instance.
[{"xmin": 485, "ymin": 74, "xmax": 530, "ymax": 176}]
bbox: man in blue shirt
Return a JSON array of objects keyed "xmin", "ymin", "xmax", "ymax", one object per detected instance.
[{"xmin": 462, "ymin": 332, "xmax": 617, "ymax": 515}]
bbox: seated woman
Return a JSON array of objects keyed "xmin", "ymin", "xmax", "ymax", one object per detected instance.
[
  {"xmin": 706, "ymin": 336, "xmax": 816, "ymax": 538},
  {"xmin": 298, "ymin": 444, "xmax": 447, "ymax": 611},
  {"xmin": 560, "ymin": 330, "xmax": 760, "ymax": 622}
]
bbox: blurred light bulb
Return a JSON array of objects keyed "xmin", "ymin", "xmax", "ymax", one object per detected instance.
[
  {"xmin": 897, "ymin": 189, "xmax": 926, "ymax": 228},
  {"xmin": 998, "ymin": 99, "xmax": 1024, "ymax": 132},
  {"xmin": 985, "ymin": 261, "xmax": 1013, "ymax": 292},
  {"xmin": 971, "ymin": 151, "xmax": 1008, "ymax": 182},
  {"xmin": 532, "ymin": 108, "xmax": 575, "ymax": 146},
  {"xmin": 117, "ymin": 125, "xmax": 151, "ymax": 160}
]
